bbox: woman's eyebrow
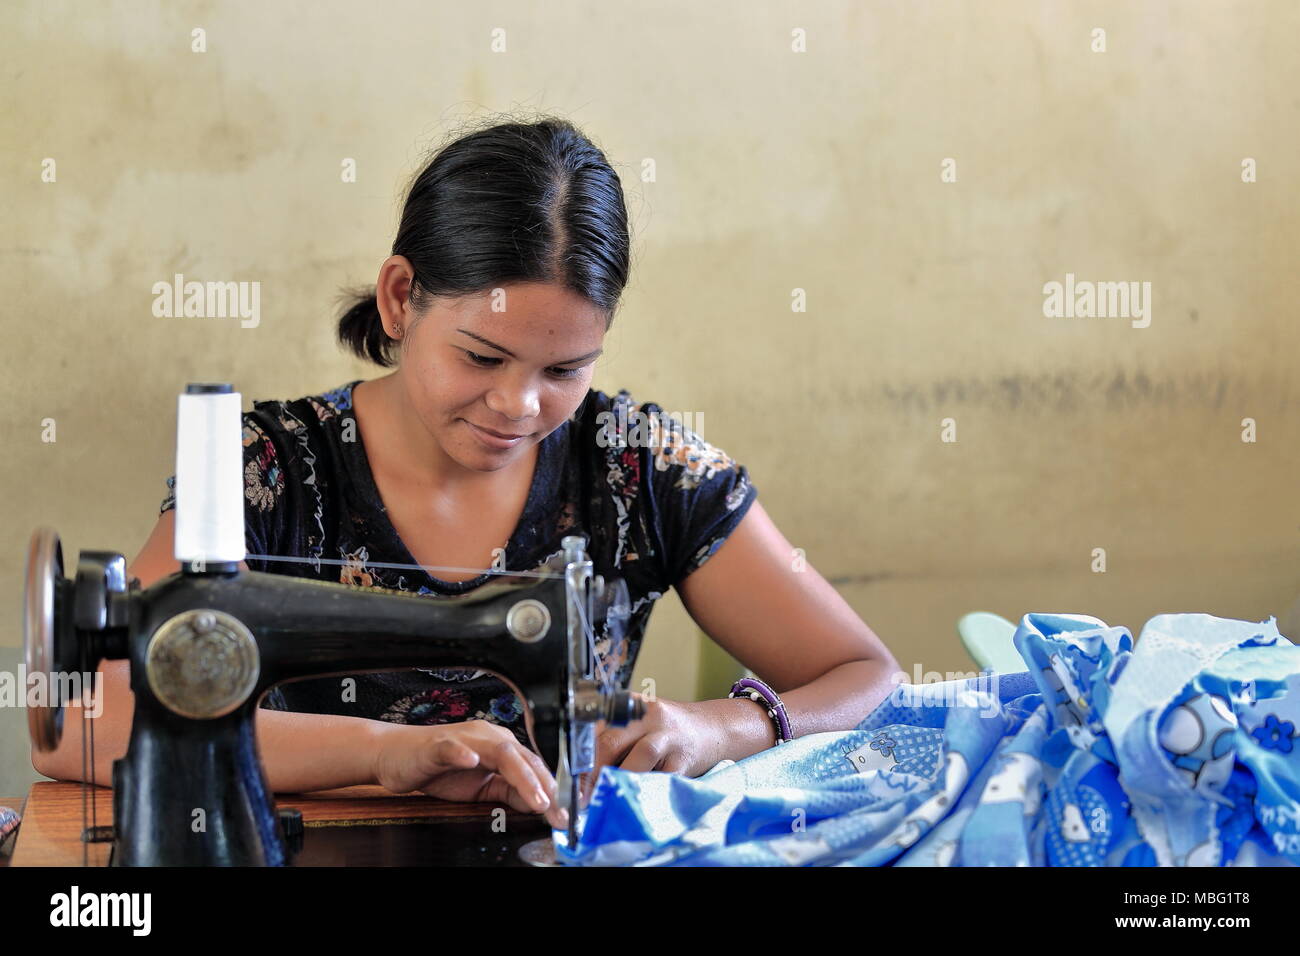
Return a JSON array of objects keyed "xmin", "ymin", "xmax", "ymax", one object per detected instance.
[{"xmin": 456, "ymin": 328, "xmax": 603, "ymax": 365}]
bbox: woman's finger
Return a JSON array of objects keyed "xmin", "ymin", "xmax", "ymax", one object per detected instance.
[
  {"xmin": 483, "ymin": 740, "xmax": 550, "ymax": 813},
  {"xmin": 513, "ymin": 743, "xmax": 570, "ymax": 827},
  {"xmin": 597, "ymin": 726, "xmax": 641, "ymax": 770},
  {"xmin": 518, "ymin": 746, "xmax": 558, "ymax": 800},
  {"xmin": 491, "ymin": 745, "xmax": 569, "ymax": 828},
  {"xmin": 618, "ymin": 734, "xmax": 668, "ymax": 773}
]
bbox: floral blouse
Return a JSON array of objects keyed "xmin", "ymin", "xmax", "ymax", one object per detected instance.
[{"xmin": 160, "ymin": 379, "xmax": 758, "ymax": 750}]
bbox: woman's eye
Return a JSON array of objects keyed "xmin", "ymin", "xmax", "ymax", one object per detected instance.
[{"xmin": 465, "ymin": 349, "xmax": 583, "ymax": 379}]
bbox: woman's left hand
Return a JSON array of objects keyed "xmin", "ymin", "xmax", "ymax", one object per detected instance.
[{"xmin": 583, "ymin": 695, "xmax": 719, "ymax": 800}]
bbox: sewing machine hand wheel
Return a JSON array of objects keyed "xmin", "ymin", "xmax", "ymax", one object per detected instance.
[
  {"xmin": 25, "ymin": 527, "xmax": 130, "ymax": 753},
  {"xmin": 25, "ymin": 528, "xmax": 67, "ymax": 752}
]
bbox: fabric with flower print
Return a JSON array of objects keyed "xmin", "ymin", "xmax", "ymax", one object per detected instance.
[
  {"xmin": 1254, "ymin": 714, "xmax": 1295, "ymax": 752},
  {"xmin": 557, "ymin": 612, "xmax": 1300, "ymax": 866},
  {"xmin": 159, "ymin": 379, "xmax": 757, "ymax": 748}
]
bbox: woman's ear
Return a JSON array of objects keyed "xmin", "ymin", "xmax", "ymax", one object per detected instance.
[{"xmin": 375, "ymin": 255, "xmax": 417, "ymax": 335}]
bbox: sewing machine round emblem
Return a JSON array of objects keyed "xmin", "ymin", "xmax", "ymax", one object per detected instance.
[
  {"xmin": 145, "ymin": 609, "xmax": 261, "ymax": 719},
  {"xmin": 506, "ymin": 599, "xmax": 551, "ymax": 642}
]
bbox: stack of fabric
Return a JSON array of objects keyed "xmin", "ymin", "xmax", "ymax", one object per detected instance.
[{"xmin": 556, "ymin": 613, "xmax": 1299, "ymax": 866}]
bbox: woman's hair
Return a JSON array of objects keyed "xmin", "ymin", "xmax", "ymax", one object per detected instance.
[{"xmin": 337, "ymin": 117, "xmax": 631, "ymax": 367}]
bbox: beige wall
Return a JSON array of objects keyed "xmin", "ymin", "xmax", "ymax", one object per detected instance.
[{"xmin": 3, "ymin": 0, "xmax": 1298, "ymax": 792}]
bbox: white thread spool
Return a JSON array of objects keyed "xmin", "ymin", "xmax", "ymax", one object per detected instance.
[{"xmin": 174, "ymin": 384, "xmax": 245, "ymax": 565}]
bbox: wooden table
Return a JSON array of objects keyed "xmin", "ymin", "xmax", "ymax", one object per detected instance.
[{"xmin": 6, "ymin": 782, "xmax": 557, "ymax": 867}]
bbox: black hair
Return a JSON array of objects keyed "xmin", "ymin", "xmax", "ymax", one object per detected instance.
[{"xmin": 337, "ymin": 116, "xmax": 631, "ymax": 367}]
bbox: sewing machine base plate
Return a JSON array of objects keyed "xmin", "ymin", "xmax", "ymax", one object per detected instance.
[
  {"xmin": 285, "ymin": 816, "xmax": 555, "ymax": 866},
  {"xmin": 9, "ymin": 782, "xmax": 562, "ymax": 867}
]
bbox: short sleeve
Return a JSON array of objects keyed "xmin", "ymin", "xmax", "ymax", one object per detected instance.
[
  {"xmin": 158, "ymin": 412, "xmax": 288, "ymax": 570},
  {"xmin": 633, "ymin": 399, "xmax": 758, "ymax": 588}
]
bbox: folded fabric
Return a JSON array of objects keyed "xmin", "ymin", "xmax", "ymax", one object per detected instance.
[
  {"xmin": 0, "ymin": 806, "xmax": 20, "ymax": 842},
  {"xmin": 554, "ymin": 613, "xmax": 1300, "ymax": 866}
]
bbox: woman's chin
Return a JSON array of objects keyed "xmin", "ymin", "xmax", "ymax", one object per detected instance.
[{"xmin": 453, "ymin": 439, "xmax": 523, "ymax": 471}]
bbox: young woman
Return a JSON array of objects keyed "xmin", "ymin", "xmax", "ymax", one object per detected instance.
[{"xmin": 33, "ymin": 117, "xmax": 900, "ymax": 830}]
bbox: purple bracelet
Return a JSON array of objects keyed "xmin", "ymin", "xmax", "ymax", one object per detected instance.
[{"xmin": 728, "ymin": 677, "xmax": 793, "ymax": 745}]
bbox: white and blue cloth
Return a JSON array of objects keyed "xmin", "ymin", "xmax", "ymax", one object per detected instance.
[{"xmin": 555, "ymin": 612, "xmax": 1300, "ymax": 866}]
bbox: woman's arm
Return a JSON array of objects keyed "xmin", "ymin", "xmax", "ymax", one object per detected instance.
[
  {"xmin": 663, "ymin": 500, "xmax": 903, "ymax": 767},
  {"xmin": 595, "ymin": 502, "xmax": 899, "ymax": 780},
  {"xmin": 34, "ymin": 657, "xmax": 566, "ymax": 826},
  {"xmin": 30, "ymin": 657, "xmax": 388, "ymax": 793}
]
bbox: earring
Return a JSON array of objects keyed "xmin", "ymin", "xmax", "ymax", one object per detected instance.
[{"xmin": 393, "ymin": 324, "xmax": 403, "ymax": 338}]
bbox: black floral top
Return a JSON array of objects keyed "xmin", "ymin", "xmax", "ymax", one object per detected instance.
[{"xmin": 160, "ymin": 379, "xmax": 758, "ymax": 749}]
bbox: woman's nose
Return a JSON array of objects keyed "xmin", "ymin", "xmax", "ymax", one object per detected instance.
[{"xmin": 486, "ymin": 378, "xmax": 541, "ymax": 422}]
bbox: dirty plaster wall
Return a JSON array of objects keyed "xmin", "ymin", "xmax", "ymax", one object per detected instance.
[{"xmin": 2, "ymin": 1, "xmax": 1298, "ymax": 792}]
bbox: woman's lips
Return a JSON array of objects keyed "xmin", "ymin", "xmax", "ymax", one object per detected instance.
[{"xmin": 464, "ymin": 420, "xmax": 530, "ymax": 448}]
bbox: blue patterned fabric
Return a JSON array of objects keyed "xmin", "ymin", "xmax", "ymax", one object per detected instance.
[{"xmin": 555, "ymin": 612, "xmax": 1300, "ymax": 866}]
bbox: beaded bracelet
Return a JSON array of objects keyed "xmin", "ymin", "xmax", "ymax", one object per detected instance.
[{"xmin": 728, "ymin": 677, "xmax": 793, "ymax": 746}]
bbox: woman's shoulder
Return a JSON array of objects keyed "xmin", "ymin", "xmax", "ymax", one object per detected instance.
[
  {"xmin": 581, "ymin": 386, "xmax": 746, "ymax": 488},
  {"xmin": 576, "ymin": 385, "xmax": 757, "ymax": 589},
  {"xmin": 234, "ymin": 381, "xmax": 364, "ymax": 568},
  {"xmin": 247, "ymin": 379, "xmax": 361, "ymax": 437},
  {"xmin": 581, "ymin": 385, "xmax": 671, "ymax": 417},
  {"xmin": 237, "ymin": 379, "xmax": 362, "ymax": 505}
]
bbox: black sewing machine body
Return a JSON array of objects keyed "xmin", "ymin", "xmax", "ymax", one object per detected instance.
[
  {"xmin": 29, "ymin": 532, "xmax": 633, "ymax": 866},
  {"xmin": 26, "ymin": 383, "xmax": 639, "ymax": 867},
  {"xmin": 122, "ymin": 565, "xmax": 568, "ymax": 865}
]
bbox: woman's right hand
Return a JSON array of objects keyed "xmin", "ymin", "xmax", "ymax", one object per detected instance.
[{"xmin": 371, "ymin": 719, "xmax": 568, "ymax": 829}]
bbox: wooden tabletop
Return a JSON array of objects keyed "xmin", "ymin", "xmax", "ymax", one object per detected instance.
[{"xmin": 8, "ymin": 781, "xmax": 552, "ymax": 867}]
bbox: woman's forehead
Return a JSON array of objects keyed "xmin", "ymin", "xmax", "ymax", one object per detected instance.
[{"xmin": 432, "ymin": 284, "xmax": 607, "ymax": 354}]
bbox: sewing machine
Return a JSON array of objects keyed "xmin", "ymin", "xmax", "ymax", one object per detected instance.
[{"xmin": 23, "ymin": 383, "xmax": 642, "ymax": 866}]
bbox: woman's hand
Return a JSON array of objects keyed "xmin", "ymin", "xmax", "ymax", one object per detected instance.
[
  {"xmin": 371, "ymin": 719, "xmax": 568, "ymax": 829},
  {"xmin": 582, "ymin": 695, "xmax": 721, "ymax": 802}
]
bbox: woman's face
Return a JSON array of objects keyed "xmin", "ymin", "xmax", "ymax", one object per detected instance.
[{"xmin": 380, "ymin": 265, "xmax": 609, "ymax": 474}]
